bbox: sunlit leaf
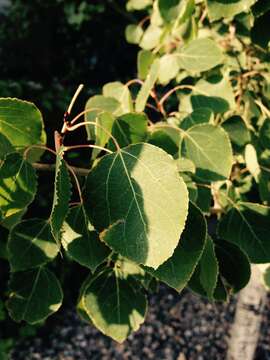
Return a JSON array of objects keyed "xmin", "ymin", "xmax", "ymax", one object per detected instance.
[
  {"xmin": 206, "ymin": 0, "xmax": 257, "ymax": 21},
  {"xmin": 145, "ymin": 202, "xmax": 206, "ymax": 291},
  {"xmin": 0, "ymin": 152, "xmax": 37, "ymax": 221},
  {"xmin": 177, "ymin": 38, "xmax": 223, "ymax": 72},
  {"xmin": 0, "ymin": 98, "xmax": 45, "ymax": 151},
  {"xmin": 108, "ymin": 112, "xmax": 148, "ymax": 150},
  {"xmin": 125, "ymin": 24, "xmax": 143, "ymax": 44},
  {"xmin": 181, "ymin": 124, "xmax": 233, "ymax": 181},
  {"xmin": 135, "ymin": 59, "xmax": 160, "ymax": 112},
  {"xmin": 85, "ymin": 143, "xmax": 188, "ymax": 269},
  {"xmin": 85, "ymin": 95, "xmax": 121, "ymax": 140}
]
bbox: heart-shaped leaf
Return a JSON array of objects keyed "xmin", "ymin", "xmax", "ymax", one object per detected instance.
[
  {"xmin": 82, "ymin": 268, "xmax": 147, "ymax": 343},
  {"xmin": 85, "ymin": 143, "xmax": 188, "ymax": 269},
  {"xmin": 7, "ymin": 267, "xmax": 63, "ymax": 324}
]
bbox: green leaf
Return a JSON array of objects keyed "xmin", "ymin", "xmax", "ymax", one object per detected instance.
[
  {"xmin": 245, "ymin": 144, "xmax": 260, "ymax": 182},
  {"xmin": 148, "ymin": 130, "xmax": 179, "ymax": 156},
  {"xmin": 177, "ymin": 38, "xmax": 223, "ymax": 72},
  {"xmin": 140, "ymin": 25, "xmax": 162, "ymax": 50},
  {"xmin": 158, "ymin": 0, "xmax": 195, "ymax": 23},
  {"xmin": 158, "ymin": 54, "xmax": 180, "ymax": 85},
  {"xmin": 0, "ymin": 133, "xmax": 14, "ymax": 161},
  {"xmin": 8, "ymin": 219, "xmax": 59, "ymax": 272},
  {"xmin": 259, "ymin": 170, "xmax": 270, "ymax": 203},
  {"xmin": 0, "ymin": 152, "xmax": 37, "ymax": 220},
  {"xmin": 263, "ymin": 265, "xmax": 270, "ymax": 289},
  {"xmin": 82, "ymin": 268, "xmax": 147, "ymax": 343},
  {"xmin": 181, "ymin": 124, "xmax": 233, "ymax": 181},
  {"xmin": 206, "ymin": 0, "xmax": 257, "ymax": 21},
  {"xmin": 182, "ymin": 174, "xmax": 198, "ymax": 202},
  {"xmin": 127, "ymin": 0, "xmax": 152, "ymax": 10},
  {"xmin": 212, "ymin": 276, "xmax": 228, "ymax": 301},
  {"xmin": 215, "ymin": 240, "xmax": 251, "ymax": 293},
  {"xmin": 251, "ymin": 11, "xmax": 270, "ymax": 48},
  {"xmin": 158, "ymin": 0, "xmax": 182, "ymax": 22},
  {"xmin": 222, "ymin": 115, "xmax": 251, "ymax": 147},
  {"xmin": 7, "ymin": 267, "xmax": 63, "ymax": 324},
  {"xmin": 0, "ymin": 98, "xmax": 45, "ymax": 150},
  {"xmin": 92, "ymin": 111, "xmax": 115, "ymax": 159},
  {"xmin": 176, "ymin": 158, "xmax": 196, "ymax": 173},
  {"xmin": 188, "ymin": 236, "xmax": 218, "ymax": 299},
  {"xmin": 195, "ymin": 183, "xmax": 211, "ymax": 214},
  {"xmin": 85, "ymin": 95, "xmax": 121, "ymax": 140},
  {"xmin": 145, "ymin": 202, "xmax": 206, "ymax": 291},
  {"xmin": 125, "ymin": 24, "xmax": 143, "ymax": 44},
  {"xmin": 102, "ymin": 82, "xmax": 133, "ymax": 114},
  {"xmin": 116, "ymin": 257, "xmax": 153, "ymax": 289},
  {"xmin": 180, "ymin": 108, "xmax": 212, "ymax": 130},
  {"xmin": 149, "ymin": 123, "xmax": 181, "ymax": 150},
  {"xmin": 108, "ymin": 112, "xmax": 148, "ymax": 150},
  {"xmin": 252, "ymin": 0, "xmax": 270, "ymax": 17},
  {"xmin": 85, "ymin": 143, "xmax": 189, "ymax": 269},
  {"xmin": 218, "ymin": 202, "xmax": 270, "ymax": 263},
  {"xmin": 77, "ymin": 274, "xmax": 93, "ymax": 323},
  {"xmin": 0, "ymin": 209, "xmax": 26, "ymax": 230},
  {"xmin": 137, "ymin": 50, "xmax": 155, "ymax": 80},
  {"xmin": 259, "ymin": 118, "xmax": 270, "ymax": 149},
  {"xmin": 50, "ymin": 147, "xmax": 71, "ymax": 246},
  {"xmin": 191, "ymin": 77, "xmax": 235, "ymax": 113},
  {"xmin": 62, "ymin": 205, "xmax": 110, "ymax": 272},
  {"xmin": 135, "ymin": 59, "xmax": 160, "ymax": 112}
]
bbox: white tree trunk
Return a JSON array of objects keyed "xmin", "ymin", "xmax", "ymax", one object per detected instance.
[{"xmin": 226, "ymin": 265, "xmax": 267, "ymax": 360}]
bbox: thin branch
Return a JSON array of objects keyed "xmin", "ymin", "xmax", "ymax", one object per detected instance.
[
  {"xmin": 67, "ymin": 84, "xmax": 84, "ymax": 114},
  {"xmin": 61, "ymin": 84, "xmax": 84, "ymax": 133},
  {"xmin": 23, "ymin": 145, "xmax": 57, "ymax": 160},
  {"xmin": 126, "ymin": 78, "xmax": 163, "ymax": 115},
  {"xmin": 69, "ymin": 107, "xmax": 102, "ymax": 126},
  {"xmin": 32, "ymin": 162, "xmax": 89, "ymax": 177},
  {"xmin": 159, "ymin": 85, "xmax": 208, "ymax": 109},
  {"xmin": 254, "ymin": 100, "xmax": 270, "ymax": 118},
  {"xmin": 66, "ymin": 121, "xmax": 120, "ymax": 151},
  {"xmin": 125, "ymin": 78, "xmax": 144, "ymax": 87},
  {"xmin": 64, "ymin": 144, "xmax": 113, "ymax": 154},
  {"xmin": 138, "ymin": 15, "xmax": 150, "ymax": 28}
]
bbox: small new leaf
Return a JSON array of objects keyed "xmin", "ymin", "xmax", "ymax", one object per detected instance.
[{"xmin": 135, "ymin": 59, "xmax": 160, "ymax": 112}]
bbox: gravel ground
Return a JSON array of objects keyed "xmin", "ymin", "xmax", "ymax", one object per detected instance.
[{"xmin": 10, "ymin": 286, "xmax": 270, "ymax": 360}]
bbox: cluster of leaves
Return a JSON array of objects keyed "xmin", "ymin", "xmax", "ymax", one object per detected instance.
[{"xmin": 1, "ymin": 0, "xmax": 270, "ymax": 344}]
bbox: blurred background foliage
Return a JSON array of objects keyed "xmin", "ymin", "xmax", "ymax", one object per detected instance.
[
  {"xmin": 0, "ymin": 0, "xmax": 139, "ymax": 133},
  {"xmin": 0, "ymin": 1, "xmax": 142, "ymax": 353}
]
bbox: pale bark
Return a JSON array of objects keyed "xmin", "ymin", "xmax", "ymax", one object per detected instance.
[{"xmin": 226, "ymin": 265, "xmax": 267, "ymax": 360}]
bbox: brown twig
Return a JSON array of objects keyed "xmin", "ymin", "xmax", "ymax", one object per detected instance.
[{"xmin": 32, "ymin": 162, "xmax": 89, "ymax": 177}]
